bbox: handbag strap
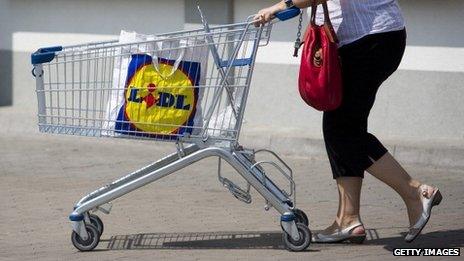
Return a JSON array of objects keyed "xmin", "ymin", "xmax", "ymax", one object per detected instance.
[
  {"xmin": 310, "ymin": 1, "xmax": 317, "ymax": 26},
  {"xmin": 310, "ymin": 1, "xmax": 339, "ymax": 44}
]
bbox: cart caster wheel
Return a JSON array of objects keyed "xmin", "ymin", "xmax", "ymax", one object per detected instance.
[
  {"xmin": 71, "ymin": 224, "xmax": 100, "ymax": 251},
  {"xmin": 89, "ymin": 214, "xmax": 104, "ymax": 235},
  {"xmin": 282, "ymin": 223, "xmax": 311, "ymax": 252},
  {"xmin": 293, "ymin": 208, "xmax": 309, "ymax": 226}
]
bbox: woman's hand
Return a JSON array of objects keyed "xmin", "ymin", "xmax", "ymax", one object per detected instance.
[
  {"xmin": 253, "ymin": 0, "xmax": 328, "ymax": 27},
  {"xmin": 254, "ymin": 2, "xmax": 286, "ymax": 26}
]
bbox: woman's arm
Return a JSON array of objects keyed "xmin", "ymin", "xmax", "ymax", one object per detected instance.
[{"xmin": 254, "ymin": 0, "xmax": 326, "ymax": 25}]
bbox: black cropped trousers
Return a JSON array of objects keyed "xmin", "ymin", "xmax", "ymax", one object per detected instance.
[{"xmin": 323, "ymin": 29, "xmax": 406, "ymax": 179}]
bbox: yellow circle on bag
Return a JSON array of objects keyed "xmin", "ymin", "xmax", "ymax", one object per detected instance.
[{"xmin": 124, "ymin": 63, "xmax": 196, "ymax": 134}]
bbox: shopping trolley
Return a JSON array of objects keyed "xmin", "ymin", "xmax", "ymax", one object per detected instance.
[{"xmin": 31, "ymin": 6, "xmax": 311, "ymax": 252}]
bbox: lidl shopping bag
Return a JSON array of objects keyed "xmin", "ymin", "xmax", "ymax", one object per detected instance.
[{"xmin": 103, "ymin": 31, "xmax": 208, "ymax": 139}]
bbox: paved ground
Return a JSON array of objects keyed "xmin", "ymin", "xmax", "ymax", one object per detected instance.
[{"xmin": 0, "ymin": 133, "xmax": 463, "ymax": 260}]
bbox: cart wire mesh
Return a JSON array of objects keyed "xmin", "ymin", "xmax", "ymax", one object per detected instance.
[{"xmin": 34, "ymin": 20, "xmax": 272, "ymax": 144}]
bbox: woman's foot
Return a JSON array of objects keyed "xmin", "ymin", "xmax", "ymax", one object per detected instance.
[
  {"xmin": 405, "ymin": 184, "xmax": 442, "ymax": 243},
  {"xmin": 312, "ymin": 220, "xmax": 366, "ymax": 244}
]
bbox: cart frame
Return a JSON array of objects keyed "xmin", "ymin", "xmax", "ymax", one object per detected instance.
[{"xmin": 31, "ymin": 6, "xmax": 311, "ymax": 252}]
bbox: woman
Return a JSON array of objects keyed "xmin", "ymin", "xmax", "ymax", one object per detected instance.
[{"xmin": 255, "ymin": 0, "xmax": 442, "ymax": 243}]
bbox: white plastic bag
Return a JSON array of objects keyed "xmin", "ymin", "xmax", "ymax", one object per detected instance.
[{"xmin": 103, "ymin": 30, "xmax": 209, "ymax": 139}]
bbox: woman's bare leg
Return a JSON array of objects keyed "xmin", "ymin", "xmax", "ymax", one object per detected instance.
[
  {"xmin": 321, "ymin": 177, "xmax": 365, "ymax": 234},
  {"xmin": 366, "ymin": 152, "xmax": 435, "ymax": 225}
]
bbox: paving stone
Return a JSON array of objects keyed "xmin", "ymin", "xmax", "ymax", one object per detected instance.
[{"xmin": 0, "ymin": 134, "xmax": 462, "ymax": 260}]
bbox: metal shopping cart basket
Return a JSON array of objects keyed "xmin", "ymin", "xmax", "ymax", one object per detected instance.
[{"xmin": 31, "ymin": 6, "xmax": 311, "ymax": 252}]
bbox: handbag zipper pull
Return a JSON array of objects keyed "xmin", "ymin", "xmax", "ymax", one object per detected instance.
[{"xmin": 293, "ymin": 38, "xmax": 301, "ymax": 57}]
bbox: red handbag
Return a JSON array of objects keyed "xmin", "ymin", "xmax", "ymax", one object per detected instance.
[{"xmin": 298, "ymin": 2, "xmax": 342, "ymax": 111}]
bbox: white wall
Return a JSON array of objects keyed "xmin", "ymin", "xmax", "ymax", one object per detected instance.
[
  {"xmin": 0, "ymin": 0, "xmax": 185, "ymax": 109},
  {"xmin": 1, "ymin": 0, "xmax": 463, "ymax": 145},
  {"xmin": 2, "ymin": 0, "xmax": 185, "ymax": 50}
]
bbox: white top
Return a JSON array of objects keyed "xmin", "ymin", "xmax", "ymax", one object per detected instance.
[{"xmin": 313, "ymin": 0, "xmax": 405, "ymax": 47}]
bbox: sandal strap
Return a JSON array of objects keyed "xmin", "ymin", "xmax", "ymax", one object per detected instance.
[
  {"xmin": 419, "ymin": 184, "xmax": 437, "ymax": 199},
  {"xmin": 343, "ymin": 222, "xmax": 364, "ymax": 233}
]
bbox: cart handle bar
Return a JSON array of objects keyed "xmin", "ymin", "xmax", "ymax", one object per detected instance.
[
  {"xmin": 275, "ymin": 6, "xmax": 301, "ymax": 22},
  {"xmin": 248, "ymin": 6, "xmax": 301, "ymax": 24}
]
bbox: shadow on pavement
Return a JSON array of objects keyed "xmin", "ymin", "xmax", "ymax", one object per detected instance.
[
  {"xmin": 101, "ymin": 231, "xmax": 313, "ymax": 251},
  {"xmin": 100, "ymin": 228, "xmax": 463, "ymax": 251},
  {"xmin": 367, "ymin": 229, "xmax": 464, "ymax": 251}
]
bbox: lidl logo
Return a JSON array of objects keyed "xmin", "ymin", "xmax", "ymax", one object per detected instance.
[
  {"xmin": 127, "ymin": 84, "xmax": 191, "ymax": 111},
  {"xmin": 115, "ymin": 54, "xmax": 200, "ymax": 138}
]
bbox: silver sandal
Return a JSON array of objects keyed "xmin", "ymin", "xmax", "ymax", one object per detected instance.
[
  {"xmin": 312, "ymin": 222, "xmax": 366, "ymax": 244},
  {"xmin": 405, "ymin": 185, "xmax": 443, "ymax": 243}
]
